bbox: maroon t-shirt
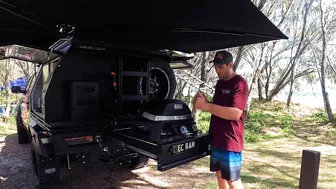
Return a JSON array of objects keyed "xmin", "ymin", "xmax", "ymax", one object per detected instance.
[{"xmin": 209, "ymin": 75, "xmax": 248, "ymax": 152}]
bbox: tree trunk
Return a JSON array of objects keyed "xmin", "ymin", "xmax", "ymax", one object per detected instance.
[
  {"xmin": 25, "ymin": 61, "xmax": 30, "ymax": 79},
  {"xmin": 318, "ymin": 0, "xmax": 335, "ymax": 123},
  {"xmin": 248, "ymin": 44, "xmax": 266, "ymax": 97},
  {"xmin": 268, "ymin": 0, "xmax": 313, "ymax": 101},
  {"xmin": 248, "ymin": 69, "xmax": 258, "ymax": 97},
  {"xmin": 257, "ymin": 77, "xmax": 263, "ymax": 100},
  {"xmin": 194, "ymin": 52, "xmax": 209, "ymax": 123},
  {"xmin": 187, "ymin": 85, "xmax": 192, "ymax": 108},
  {"xmin": 264, "ymin": 41, "xmax": 278, "ymax": 99},
  {"xmin": 253, "ymin": 0, "xmax": 267, "ymax": 10},
  {"xmin": 286, "ymin": 68, "xmax": 295, "ymax": 106},
  {"xmin": 233, "ymin": 46, "xmax": 244, "ymax": 72},
  {"xmin": 200, "ymin": 52, "xmax": 207, "ymax": 88},
  {"xmin": 4, "ymin": 83, "xmax": 11, "ymax": 123},
  {"xmin": 286, "ymin": 88, "xmax": 293, "ymax": 106},
  {"xmin": 321, "ymin": 90, "xmax": 334, "ymax": 122},
  {"xmin": 3, "ymin": 59, "xmax": 11, "ymax": 122},
  {"xmin": 177, "ymin": 77, "xmax": 183, "ymax": 100},
  {"xmin": 15, "ymin": 60, "xmax": 30, "ymax": 79},
  {"xmin": 175, "ymin": 76, "xmax": 188, "ymax": 100},
  {"xmin": 265, "ymin": 60, "xmax": 271, "ymax": 99},
  {"xmin": 326, "ymin": 56, "xmax": 336, "ymax": 75},
  {"xmin": 268, "ymin": 69, "xmax": 314, "ymax": 101},
  {"xmin": 245, "ymin": 94, "xmax": 254, "ymax": 118}
]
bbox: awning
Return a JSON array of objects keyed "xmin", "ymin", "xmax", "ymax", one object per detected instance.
[
  {"xmin": 0, "ymin": 0, "xmax": 288, "ymax": 53},
  {"xmin": 0, "ymin": 45, "xmax": 59, "ymax": 64}
]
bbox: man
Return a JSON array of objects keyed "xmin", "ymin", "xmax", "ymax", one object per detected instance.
[{"xmin": 193, "ymin": 50, "xmax": 248, "ymax": 189}]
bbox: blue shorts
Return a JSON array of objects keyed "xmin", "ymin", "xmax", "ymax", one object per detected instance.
[{"xmin": 210, "ymin": 147, "xmax": 242, "ymax": 181}]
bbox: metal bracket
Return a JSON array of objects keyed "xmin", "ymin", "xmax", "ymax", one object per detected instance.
[{"xmin": 48, "ymin": 36, "xmax": 73, "ymax": 53}]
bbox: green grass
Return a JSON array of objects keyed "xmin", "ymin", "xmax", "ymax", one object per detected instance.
[
  {"xmin": 198, "ymin": 181, "xmax": 218, "ymax": 189},
  {"xmin": 193, "ymin": 136, "xmax": 336, "ymax": 189},
  {"xmin": 197, "ymin": 111, "xmax": 211, "ymax": 134},
  {"xmin": 193, "ymin": 99, "xmax": 336, "ymax": 189},
  {"xmin": 326, "ymin": 128, "xmax": 336, "ymax": 143},
  {"xmin": 0, "ymin": 124, "xmax": 16, "ymax": 137},
  {"xmin": 196, "ymin": 98, "xmax": 336, "ymax": 144},
  {"xmin": 294, "ymin": 109, "xmax": 336, "ymax": 146},
  {"xmin": 243, "ymin": 137, "xmax": 335, "ymax": 189},
  {"xmin": 196, "ymin": 99, "xmax": 300, "ymax": 143}
]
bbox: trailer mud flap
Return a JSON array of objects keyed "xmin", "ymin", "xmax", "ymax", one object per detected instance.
[
  {"xmin": 29, "ymin": 126, "xmax": 49, "ymax": 158},
  {"xmin": 112, "ymin": 131, "xmax": 211, "ymax": 171}
]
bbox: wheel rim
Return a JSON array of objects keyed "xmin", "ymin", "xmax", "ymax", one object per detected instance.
[{"xmin": 140, "ymin": 67, "xmax": 170, "ymax": 101}]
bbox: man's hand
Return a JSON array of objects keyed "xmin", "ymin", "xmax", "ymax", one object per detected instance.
[
  {"xmin": 193, "ymin": 92, "xmax": 209, "ymax": 111},
  {"xmin": 193, "ymin": 91, "xmax": 243, "ymax": 121}
]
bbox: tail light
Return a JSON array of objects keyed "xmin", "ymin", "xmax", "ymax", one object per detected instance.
[{"xmin": 64, "ymin": 136, "xmax": 93, "ymax": 146}]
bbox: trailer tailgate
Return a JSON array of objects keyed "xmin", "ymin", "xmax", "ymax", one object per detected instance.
[{"xmin": 111, "ymin": 129, "xmax": 211, "ymax": 171}]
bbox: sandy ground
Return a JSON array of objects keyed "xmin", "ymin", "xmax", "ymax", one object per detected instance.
[{"xmin": 0, "ymin": 134, "xmax": 214, "ymax": 189}]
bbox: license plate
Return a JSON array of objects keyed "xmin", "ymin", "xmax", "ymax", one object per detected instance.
[{"xmin": 172, "ymin": 140, "xmax": 196, "ymax": 154}]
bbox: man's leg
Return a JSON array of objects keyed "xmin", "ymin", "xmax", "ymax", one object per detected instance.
[
  {"xmin": 216, "ymin": 171, "xmax": 229, "ymax": 189},
  {"xmin": 216, "ymin": 171, "xmax": 244, "ymax": 189},
  {"xmin": 211, "ymin": 147, "xmax": 244, "ymax": 189},
  {"xmin": 211, "ymin": 147, "xmax": 229, "ymax": 189},
  {"xmin": 227, "ymin": 179, "xmax": 244, "ymax": 189}
]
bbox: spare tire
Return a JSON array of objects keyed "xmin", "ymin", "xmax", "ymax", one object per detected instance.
[{"xmin": 139, "ymin": 60, "xmax": 177, "ymax": 101}]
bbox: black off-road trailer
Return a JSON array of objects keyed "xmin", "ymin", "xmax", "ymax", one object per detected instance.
[{"xmin": 0, "ymin": 0, "xmax": 287, "ymax": 188}]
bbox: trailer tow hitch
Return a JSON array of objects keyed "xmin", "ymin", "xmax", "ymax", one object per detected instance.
[{"xmin": 100, "ymin": 147, "xmax": 138, "ymax": 189}]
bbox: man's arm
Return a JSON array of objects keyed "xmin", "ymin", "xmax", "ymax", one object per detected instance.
[
  {"xmin": 203, "ymin": 103, "xmax": 243, "ymax": 121},
  {"xmin": 194, "ymin": 79, "xmax": 248, "ymax": 121}
]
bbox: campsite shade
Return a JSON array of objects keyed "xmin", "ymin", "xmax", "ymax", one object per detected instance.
[{"xmin": 0, "ymin": 0, "xmax": 288, "ymax": 53}]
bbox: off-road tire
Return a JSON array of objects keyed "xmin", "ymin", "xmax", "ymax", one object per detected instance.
[
  {"xmin": 125, "ymin": 155, "xmax": 149, "ymax": 170},
  {"xmin": 16, "ymin": 114, "xmax": 30, "ymax": 144},
  {"xmin": 139, "ymin": 60, "xmax": 177, "ymax": 101}
]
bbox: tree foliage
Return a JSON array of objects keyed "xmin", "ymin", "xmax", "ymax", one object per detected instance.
[{"xmin": 176, "ymin": 0, "xmax": 336, "ymax": 123}]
